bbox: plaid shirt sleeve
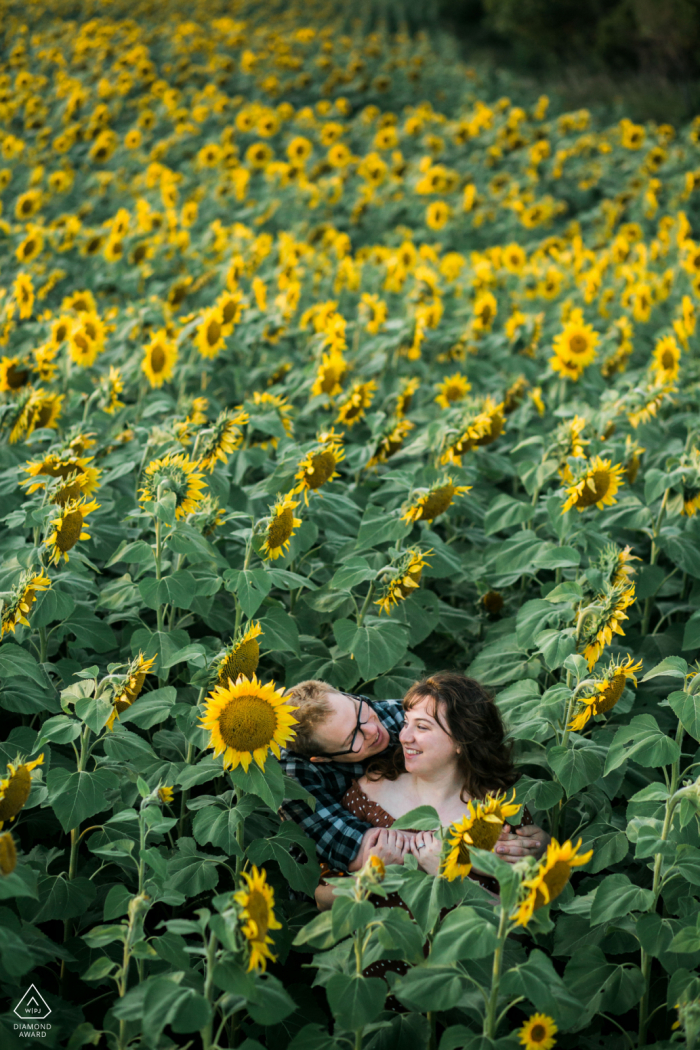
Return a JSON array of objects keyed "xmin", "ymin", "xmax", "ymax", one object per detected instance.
[{"xmin": 280, "ymin": 698, "xmax": 405, "ymax": 871}]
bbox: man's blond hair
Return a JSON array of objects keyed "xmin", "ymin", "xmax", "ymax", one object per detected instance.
[{"xmin": 285, "ymin": 679, "xmax": 335, "ymax": 756}]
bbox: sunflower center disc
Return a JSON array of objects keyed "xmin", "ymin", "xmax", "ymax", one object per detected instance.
[
  {"xmin": 267, "ymin": 506, "xmax": 294, "ymax": 549},
  {"xmin": 151, "ymin": 345, "xmax": 166, "ymax": 372},
  {"xmin": 247, "ymin": 888, "xmax": 270, "ymax": 938},
  {"xmin": 542, "ymin": 859, "xmax": 571, "ymax": 903},
  {"xmin": 218, "ymin": 695, "xmax": 278, "ymax": 752},
  {"xmin": 568, "ymin": 333, "xmax": 588, "ymax": 355},
  {"xmin": 469, "ymin": 817, "xmax": 502, "ymax": 851},
  {"xmin": 595, "ymin": 672, "xmax": 626, "ymax": 713},
  {"xmin": 308, "ymin": 451, "xmax": 336, "ymax": 489},
  {"xmin": 421, "ymin": 485, "xmax": 454, "ymax": 520},
  {"xmin": 57, "ymin": 509, "xmax": 84, "ymax": 551}
]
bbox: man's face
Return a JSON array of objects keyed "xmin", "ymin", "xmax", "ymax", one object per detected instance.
[{"xmin": 310, "ymin": 691, "xmax": 391, "ymax": 763}]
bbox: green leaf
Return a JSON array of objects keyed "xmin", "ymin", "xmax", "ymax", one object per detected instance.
[
  {"xmin": 640, "ymin": 656, "xmax": 688, "ymax": 682},
  {"xmin": 466, "ymin": 635, "xmax": 530, "ymax": 687},
  {"xmin": 355, "ymin": 505, "xmax": 408, "ymax": 551},
  {"xmin": 225, "ymin": 568, "xmax": 272, "ymax": 618},
  {"xmin": 429, "ymin": 906, "xmax": 498, "ymax": 962},
  {"xmin": 47, "ymin": 768, "xmax": 120, "ymax": 832},
  {"xmin": 192, "ymin": 805, "xmax": 244, "ymax": 857},
  {"xmin": 682, "ymin": 611, "xmax": 700, "ymax": 651},
  {"xmin": 391, "ymin": 805, "xmax": 441, "ymax": 831},
  {"xmin": 139, "ymin": 570, "xmax": 198, "ymax": 611},
  {"xmin": 548, "ymin": 745, "xmax": 602, "ymax": 796},
  {"xmin": 516, "ymin": 599, "xmax": 559, "ymax": 650},
  {"xmin": 120, "ymin": 686, "xmax": 177, "ymax": 728},
  {"xmin": 484, "ymin": 493, "xmax": 534, "ymax": 536},
  {"xmin": 604, "ymin": 714, "xmax": 682, "ymax": 774},
  {"xmin": 259, "ymin": 605, "xmax": 301, "ymax": 655},
  {"xmin": 331, "ymin": 557, "xmax": 377, "ymax": 591},
  {"xmin": 330, "ymin": 897, "xmax": 375, "ymax": 940},
  {"xmin": 106, "ymin": 539, "xmax": 155, "ymax": 567},
  {"xmin": 167, "ymin": 845, "xmax": 220, "ymax": 897},
  {"xmin": 0, "ymin": 643, "xmax": 50, "ymax": 688},
  {"xmin": 75, "ymin": 694, "xmax": 113, "ymax": 734},
  {"xmin": 32, "ymin": 588, "xmax": 76, "ymax": 627},
  {"xmin": 590, "ymin": 874, "xmax": 655, "ymax": 925},
  {"xmin": 659, "ymin": 535, "xmax": 700, "ymax": 579},
  {"xmin": 229, "ymin": 754, "xmax": 287, "ymax": 811},
  {"xmin": 668, "ymin": 690, "xmax": 700, "ymax": 741},
  {"xmin": 21, "ymin": 874, "xmax": 96, "ymax": 923},
  {"xmin": 35, "ymin": 714, "xmax": 82, "ymax": 748},
  {"xmin": 247, "ymin": 973, "xmax": 297, "ymax": 1026},
  {"xmin": 536, "ymin": 628, "xmax": 576, "ymax": 670},
  {"xmin": 333, "ymin": 617, "xmax": 408, "ymax": 679},
  {"xmin": 326, "ymin": 973, "xmax": 386, "ymax": 1030},
  {"xmin": 543, "ymin": 581, "xmax": 583, "ymax": 604},
  {"xmin": 635, "ymin": 914, "xmax": 674, "ymax": 957},
  {"xmin": 391, "ymin": 967, "xmax": 469, "ymax": 1012}
]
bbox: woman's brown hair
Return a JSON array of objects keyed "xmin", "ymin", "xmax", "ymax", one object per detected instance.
[{"xmin": 365, "ymin": 671, "xmax": 517, "ymax": 802}]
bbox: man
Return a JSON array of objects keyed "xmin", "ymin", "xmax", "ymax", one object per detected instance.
[{"xmin": 281, "ymin": 680, "xmax": 549, "ymax": 873}]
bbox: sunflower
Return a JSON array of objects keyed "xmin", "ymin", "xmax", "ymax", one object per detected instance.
[
  {"xmin": 157, "ymin": 786, "xmax": 174, "ymax": 805},
  {"xmin": 435, "ymin": 372, "xmax": 471, "ymax": 410},
  {"xmin": 552, "ymin": 319, "xmax": 599, "ymax": 369},
  {"xmin": 579, "ymin": 583, "xmax": 636, "ymax": 669},
  {"xmin": 214, "ymin": 622, "xmax": 263, "ymax": 686},
  {"xmin": 200, "ymin": 673, "xmax": 298, "ymax": 772},
  {"xmin": 360, "ymin": 293, "xmax": 388, "ymax": 334},
  {"xmin": 375, "ymin": 548, "xmax": 432, "ymax": 615},
  {"xmin": 442, "ymin": 397, "xmax": 505, "ymax": 463},
  {"xmin": 0, "ymin": 755, "xmax": 44, "ymax": 829},
  {"xmin": 396, "ymin": 377, "xmax": 420, "ymax": 417},
  {"xmin": 568, "ymin": 655, "xmax": 642, "ymax": 732},
  {"xmin": 368, "ymin": 418, "xmax": 415, "ymax": 467},
  {"xmin": 513, "ymin": 838, "xmax": 593, "ymax": 926},
  {"xmin": 44, "ymin": 497, "xmax": 100, "ymax": 565},
  {"xmin": 234, "ymin": 865, "xmax": 283, "ymax": 972},
  {"xmin": 195, "ymin": 306, "xmax": 231, "ymax": 359},
  {"xmin": 102, "ymin": 366, "xmax": 125, "ymax": 415},
  {"xmin": 293, "ymin": 442, "xmax": 344, "ymax": 504},
  {"xmin": 0, "ymin": 356, "xmax": 31, "ymax": 393},
  {"xmin": 311, "ymin": 351, "xmax": 348, "ymax": 398},
  {"xmin": 0, "ymin": 832, "xmax": 17, "ymax": 875},
  {"xmin": 1, "ymin": 570, "xmax": 51, "ymax": 639},
  {"xmin": 217, "ymin": 289, "xmax": 246, "ymax": 327},
  {"xmin": 62, "ymin": 289, "xmax": 97, "ymax": 315},
  {"xmin": 426, "ymin": 200, "xmax": 451, "ymax": 229},
  {"xmin": 402, "ymin": 478, "xmax": 471, "ymax": 524},
  {"xmin": 260, "ymin": 492, "xmax": 302, "ymax": 560},
  {"xmin": 518, "ymin": 1014, "xmax": 558, "ymax": 1050},
  {"xmin": 67, "ymin": 319, "xmax": 100, "ymax": 368},
  {"xmin": 197, "ymin": 410, "xmax": 248, "ymax": 473},
  {"xmin": 138, "ymin": 453, "xmax": 207, "ymax": 519},
  {"xmin": 442, "ymin": 792, "xmax": 521, "ymax": 881},
  {"xmin": 473, "ymin": 291, "xmax": 497, "ymax": 332},
  {"xmin": 248, "ymin": 391, "xmax": 294, "ymax": 449},
  {"xmin": 142, "ymin": 329, "xmax": 178, "ymax": 388},
  {"xmin": 561, "ymin": 456, "xmax": 624, "ymax": 513},
  {"xmin": 335, "ymin": 380, "xmax": 377, "ymax": 428},
  {"xmin": 22, "ymin": 450, "xmax": 90, "ymax": 488},
  {"xmin": 106, "ymin": 652, "xmax": 157, "ymax": 730},
  {"xmin": 13, "ymin": 273, "xmax": 35, "ymax": 319},
  {"xmin": 651, "ymin": 334, "xmax": 681, "ymax": 384}
]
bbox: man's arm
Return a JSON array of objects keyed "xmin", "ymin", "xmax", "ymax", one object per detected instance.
[{"xmin": 280, "ymin": 755, "xmax": 372, "ymax": 871}]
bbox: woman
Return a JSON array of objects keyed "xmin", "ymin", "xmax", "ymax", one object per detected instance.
[{"xmin": 315, "ymin": 671, "xmax": 540, "ymax": 909}]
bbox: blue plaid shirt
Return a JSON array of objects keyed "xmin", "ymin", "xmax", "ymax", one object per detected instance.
[{"xmin": 281, "ymin": 698, "xmax": 404, "ymax": 871}]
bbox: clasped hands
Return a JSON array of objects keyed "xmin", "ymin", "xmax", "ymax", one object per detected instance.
[{"xmin": 350, "ymin": 823, "xmax": 549, "ymax": 876}]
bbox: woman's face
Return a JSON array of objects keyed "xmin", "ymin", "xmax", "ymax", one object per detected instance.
[{"xmin": 399, "ymin": 694, "xmax": 459, "ymax": 775}]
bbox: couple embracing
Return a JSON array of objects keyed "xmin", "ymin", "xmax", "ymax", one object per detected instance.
[{"xmin": 281, "ymin": 670, "xmax": 550, "ymax": 908}]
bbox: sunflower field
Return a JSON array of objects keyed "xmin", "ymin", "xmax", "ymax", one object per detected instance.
[{"xmin": 2, "ymin": 1, "xmax": 700, "ymax": 1048}]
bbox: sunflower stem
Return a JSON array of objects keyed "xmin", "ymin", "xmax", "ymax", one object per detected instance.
[
  {"xmin": 200, "ymin": 930, "xmax": 218, "ymax": 1050},
  {"xmin": 641, "ymin": 489, "xmax": 669, "ymax": 637},
  {"xmin": 235, "ymin": 788, "xmax": 246, "ymax": 874},
  {"xmin": 484, "ymin": 905, "xmax": 509, "ymax": 1039},
  {"xmin": 357, "ymin": 581, "xmax": 375, "ymax": 627},
  {"xmin": 638, "ymin": 776, "xmax": 680, "ymax": 1047}
]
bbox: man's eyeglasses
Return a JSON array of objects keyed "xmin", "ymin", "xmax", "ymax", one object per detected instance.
[{"xmin": 317, "ymin": 694, "xmax": 375, "ymax": 758}]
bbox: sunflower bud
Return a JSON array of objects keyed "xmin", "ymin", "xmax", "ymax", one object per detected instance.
[{"xmin": 0, "ymin": 832, "xmax": 17, "ymax": 875}]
